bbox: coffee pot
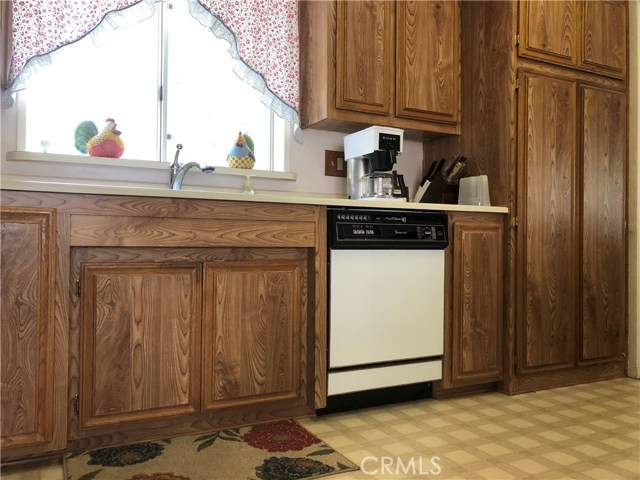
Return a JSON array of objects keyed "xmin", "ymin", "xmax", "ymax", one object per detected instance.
[{"xmin": 344, "ymin": 126, "xmax": 407, "ymax": 200}]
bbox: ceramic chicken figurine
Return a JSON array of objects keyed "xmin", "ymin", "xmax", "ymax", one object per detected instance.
[
  {"xmin": 227, "ymin": 131, "xmax": 255, "ymax": 169},
  {"xmin": 75, "ymin": 118, "xmax": 125, "ymax": 158}
]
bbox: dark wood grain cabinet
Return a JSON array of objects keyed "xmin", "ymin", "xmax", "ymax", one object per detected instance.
[
  {"xmin": 300, "ymin": 0, "xmax": 460, "ymax": 137},
  {"xmin": 579, "ymin": 85, "xmax": 627, "ymax": 365},
  {"xmin": 0, "ymin": 207, "xmax": 67, "ymax": 462},
  {"xmin": 442, "ymin": 213, "xmax": 504, "ymax": 390},
  {"xmin": 424, "ymin": 0, "xmax": 628, "ymax": 394},
  {"xmin": 517, "ymin": 71, "xmax": 577, "ymax": 374},
  {"xmin": 518, "ymin": 0, "xmax": 627, "ymax": 79},
  {"xmin": 516, "ymin": 72, "xmax": 627, "ymax": 386}
]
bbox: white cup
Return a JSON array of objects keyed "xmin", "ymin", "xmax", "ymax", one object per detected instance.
[{"xmin": 458, "ymin": 175, "xmax": 491, "ymax": 206}]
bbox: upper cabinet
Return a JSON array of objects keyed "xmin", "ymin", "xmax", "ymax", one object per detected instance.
[
  {"xmin": 518, "ymin": 0, "xmax": 627, "ymax": 79},
  {"xmin": 395, "ymin": 1, "xmax": 459, "ymax": 124},
  {"xmin": 335, "ymin": 1, "xmax": 393, "ymax": 116},
  {"xmin": 300, "ymin": 0, "xmax": 460, "ymax": 138}
]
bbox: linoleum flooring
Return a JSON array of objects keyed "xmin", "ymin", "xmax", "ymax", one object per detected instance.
[{"xmin": 2, "ymin": 377, "xmax": 638, "ymax": 480}]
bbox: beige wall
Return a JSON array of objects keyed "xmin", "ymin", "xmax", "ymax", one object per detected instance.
[{"xmin": 629, "ymin": 1, "xmax": 639, "ymax": 378}]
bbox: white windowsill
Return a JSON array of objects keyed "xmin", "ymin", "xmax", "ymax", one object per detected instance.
[{"xmin": 5, "ymin": 151, "xmax": 297, "ymax": 181}]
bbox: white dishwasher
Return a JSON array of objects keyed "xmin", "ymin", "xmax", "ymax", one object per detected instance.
[{"xmin": 321, "ymin": 208, "xmax": 448, "ymax": 413}]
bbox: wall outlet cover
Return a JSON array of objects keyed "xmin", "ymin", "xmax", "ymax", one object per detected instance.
[{"xmin": 325, "ymin": 150, "xmax": 346, "ymax": 177}]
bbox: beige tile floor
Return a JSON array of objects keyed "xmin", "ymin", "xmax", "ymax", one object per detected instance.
[{"xmin": 2, "ymin": 377, "xmax": 638, "ymax": 480}]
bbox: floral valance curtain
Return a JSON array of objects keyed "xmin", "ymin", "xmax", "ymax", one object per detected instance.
[
  {"xmin": 2, "ymin": 0, "xmax": 300, "ymax": 129},
  {"xmin": 190, "ymin": 0, "xmax": 300, "ymax": 130}
]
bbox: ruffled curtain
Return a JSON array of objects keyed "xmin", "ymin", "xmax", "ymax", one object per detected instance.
[
  {"xmin": 2, "ymin": 0, "xmax": 157, "ymax": 107},
  {"xmin": 1, "ymin": 0, "xmax": 300, "ymax": 130},
  {"xmin": 189, "ymin": 0, "xmax": 300, "ymax": 132}
]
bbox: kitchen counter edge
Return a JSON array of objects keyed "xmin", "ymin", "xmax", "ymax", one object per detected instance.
[{"xmin": 0, "ymin": 175, "xmax": 509, "ymax": 214}]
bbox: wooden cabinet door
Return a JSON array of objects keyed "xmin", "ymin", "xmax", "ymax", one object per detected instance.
[
  {"xmin": 79, "ymin": 262, "xmax": 201, "ymax": 430},
  {"xmin": 580, "ymin": 85, "xmax": 626, "ymax": 363},
  {"xmin": 519, "ymin": 0, "xmax": 578, "ymax": 68},
  {"xmin": 335, "ymin": 0, "xmax": 393, "ymax": 115},
  {"xmin": 1, "ymin": 208, "xmax": 57, "ymax": 453},
  {"xmin": 202, "ymin": 250, "xmax": 307, "ymax": 410},
  {"xmin": 396, "ymin": 0, "xmax": 459, "ymax": 124},
  {"xmin": 519, "ymin": 0, "xmax": 627, "ymax": 79},
  {"xmin": 517, "ymin": 71, "xmax": 577, "ymax": 373},
  {"xmin": 446, "ymin": 214, "xmax": 504, "ymax": 388},
  {"xmin": 581, "ymin": 1, "xmax": 627, "ymax": 79}
]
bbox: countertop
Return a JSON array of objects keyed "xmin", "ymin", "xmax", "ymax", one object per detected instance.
[{"xmin": 0, "ymin": 174, "xmax": 509, "ymax": 214}]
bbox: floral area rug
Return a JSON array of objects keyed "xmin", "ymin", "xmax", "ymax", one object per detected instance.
[{"xmin": 64, "ymin": 419, "xmax": 358, "ymax": 480}]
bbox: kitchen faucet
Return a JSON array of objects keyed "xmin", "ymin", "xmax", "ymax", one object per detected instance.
[{"xmin": 170, "ymin": 144, "xmax": 215, "ymax": 190}]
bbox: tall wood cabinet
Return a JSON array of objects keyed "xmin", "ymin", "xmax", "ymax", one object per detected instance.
[
  {"xmin": 300, "ymin": 0, "xmax": 460, "ymax": 138},
  {"xmin": 517, "ymin": 73, "xmax": 627, "ymax": 384},
  {"xmin": 579, "ymin": 85, "xmax": 627, "ymax": 364},
  {"xmin": 424, "ymin": 0, "xmax": 628, "ymax": 393},
  {"xmin": 1, "ymin": 207, "xmax": 67, "ymax": 462},
  {"xmin": 517, "ymin": 71, "xmax": 577, "ymax": 374}
]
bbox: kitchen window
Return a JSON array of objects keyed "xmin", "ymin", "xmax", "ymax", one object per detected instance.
[{"xmin": 16, "ymin": 0, "xmax": 289, "ymax": 172}]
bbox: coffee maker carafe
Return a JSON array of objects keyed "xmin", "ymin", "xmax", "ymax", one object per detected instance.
[
  {"xmin": 362, "ymin": 150, "xmax": 397, "ymax": 199},
  {"xmin": 344, "ymin": 126, "xmax": 406, "ymax": 200}
]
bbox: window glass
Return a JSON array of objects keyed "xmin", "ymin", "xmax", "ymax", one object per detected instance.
[
  {"xmin": 166, "ymin": 0, "xmax": 276, "ymax": 169},
  {"xmin": 23, "ymin": 13, "xmax": 158, "ymax": 159},
  {"xmin": 20, "ymin": 1, "xmax": 286, "ymax": 171}
]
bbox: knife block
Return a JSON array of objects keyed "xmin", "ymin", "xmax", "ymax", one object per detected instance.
[{"xmin": 418, "ymin": 172, "xmax": 459, "ymax": 204}]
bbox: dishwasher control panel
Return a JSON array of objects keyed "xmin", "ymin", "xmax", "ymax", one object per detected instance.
[{"xmin": 328, "ymin": 208, "xmax": 448, "ymax": 249}]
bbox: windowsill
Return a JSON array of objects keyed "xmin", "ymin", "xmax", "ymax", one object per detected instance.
[{"xmin": 5, "ymin": 151, "xmax": 296, "ymax": 181}]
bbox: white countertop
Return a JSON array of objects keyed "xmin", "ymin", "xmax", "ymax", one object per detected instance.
[{"xmin": 0, "ymin": 174, "xmax": 509, "ymax": 214}]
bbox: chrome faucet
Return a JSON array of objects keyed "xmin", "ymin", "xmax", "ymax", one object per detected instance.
[{"xmin": 170, "ymin": 144, "xmax": 215, "ymax": 190}]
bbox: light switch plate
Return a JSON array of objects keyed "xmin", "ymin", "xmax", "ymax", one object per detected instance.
[{"xmin": 325, "ymin": 150, "xmax": 347, "ymax": 177}]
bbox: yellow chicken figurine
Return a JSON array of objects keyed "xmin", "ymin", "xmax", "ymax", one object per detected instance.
[{"xmin": 84, "ymin": 118, "xmax": 125, "ymax": 158}]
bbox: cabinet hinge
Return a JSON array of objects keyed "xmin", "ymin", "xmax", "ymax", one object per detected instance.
[
  {"xmin": 75, "ymin": 278, "xmax": 81, "ymax": 297},
  {"xmin": 515, "ymin": 32, "xmax": 520, "ymax": 46},
  {"xmin": 74, "ymin": 394, "xmax": 80, "ymax": 416},
  {"xmin": 512, "ymin": 216, "xmax": 519, "ymax": 228},
  {"xmin": 513, "ymin": 354, "xmax": 518, "ymax": 367},
  {"xmin": 515, "ymin": 77, "xmax": 520, "ymax": 92}
]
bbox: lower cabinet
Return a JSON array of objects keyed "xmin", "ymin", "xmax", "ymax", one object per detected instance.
[
  {"xmin": 70, "ymin": 247, "xmax": 309, "ymax": 443},
  {"xmin": 440, "ymin": 212, "xmax": 504, "ymax": 391},
  {"xmin": 78, "ymin": 261, "xmax": 202, "ymax": 430},
  {"xmin": 1, "ymin": 207, "xmax": 66, "ymax": 462},
  {"xmin": 202, "ymin": 259, "xmax": 305, "ymax": 410}
]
